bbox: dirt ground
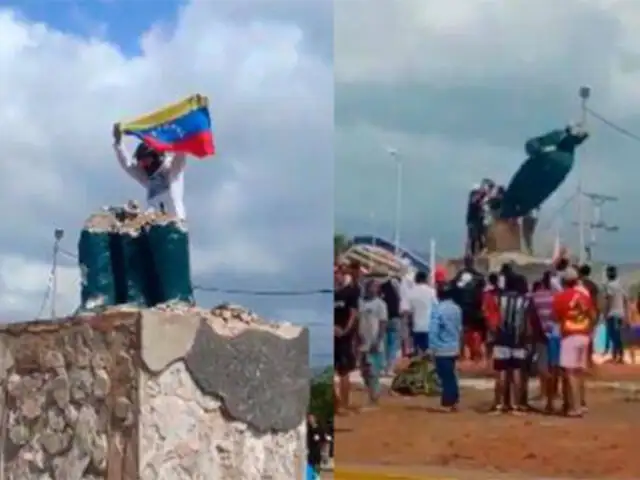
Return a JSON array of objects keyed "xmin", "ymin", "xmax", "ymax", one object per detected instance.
[
  {"xmin": 335, "ymin": 385, "xmax": 640, "ymax": 479},
  {"xmin": 456, "ymin": 359, "xmax": 640, "ymax": 383}
]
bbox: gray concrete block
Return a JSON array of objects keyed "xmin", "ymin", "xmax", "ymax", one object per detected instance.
[{"xmin": 184, "ymin": 320, "xmax": 310, "ymax": 433}]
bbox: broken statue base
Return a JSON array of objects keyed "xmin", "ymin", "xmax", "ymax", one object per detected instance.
[{"xmin": 0, "ymin": 304, "xmax": 309, "ymax": 480}]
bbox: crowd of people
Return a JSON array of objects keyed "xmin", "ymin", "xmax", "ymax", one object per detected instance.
[
  {"xmin": 334, "ymin": 255, "xmax": 634, "ymax": 417},
  {"xmin": 466, "ymin": 178, "xmax": 538, "ymax": 256}
]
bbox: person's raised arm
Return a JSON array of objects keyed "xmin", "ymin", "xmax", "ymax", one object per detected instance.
[{"xmin": 112, "ymin": 123, "xmax": 148, "ymax": 187}]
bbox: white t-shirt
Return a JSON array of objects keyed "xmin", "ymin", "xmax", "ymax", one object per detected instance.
[
  {"xmin": 405, "ymin": 283, "xmax": 438, "ymax": 333},
  {"xmin": 398, "ymin": 273, "xmax": 415, "ymax": 313},
  {"xmin": 605, "ymin": 279, "xmax": 626, "ymax": 317},
  {"xmin": 550, "ymin": 274, "xmax": 563, "ymax": 292},
  {"xmin": 114, "ymin": 144, "xmax": 187, "ymax": 220}
]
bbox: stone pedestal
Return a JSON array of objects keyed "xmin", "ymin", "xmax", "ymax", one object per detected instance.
[
  {"xmin": 486, "ymin": 219, "xmax": 522, "ymax": 253},
  {"xmin": 0, "ymin": 306, "xmax": 309, "ymax": 480}
]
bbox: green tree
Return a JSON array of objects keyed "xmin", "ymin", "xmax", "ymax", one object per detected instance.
[{"xmin": 309, "ymin": 366, "xmax": 333, "ymax": 425}]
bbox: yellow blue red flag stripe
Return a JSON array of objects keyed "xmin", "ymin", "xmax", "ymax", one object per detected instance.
[{"xmin": 120, "ymin": 94, "xmax": 215, "ymax": 158}]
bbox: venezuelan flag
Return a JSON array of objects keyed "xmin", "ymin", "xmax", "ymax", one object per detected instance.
[{"xmin": 120, "ymin": 94, "xmax": 215, "ymax": 158}]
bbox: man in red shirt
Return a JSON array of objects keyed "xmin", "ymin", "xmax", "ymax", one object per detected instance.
[{"xmin": 552, "ymin": 267, "xmax": 595, "ymax": 417}]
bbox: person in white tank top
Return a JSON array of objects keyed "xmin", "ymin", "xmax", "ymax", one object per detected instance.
[{"xmin": 112, "ymin": 123, "xmax": 187, "ymax": 220}]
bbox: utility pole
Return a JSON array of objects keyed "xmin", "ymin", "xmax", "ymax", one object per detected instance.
[
  {"xmin": 52, "ymin": 228, "xmax": 64, "ymax": 319},
  {"xmin": 577, "ymin": 85, "xmax": 591, "ymax": 264},
  {"xmin": 572, "ymin": 192, "xmax": 619, "ymax": 261},
  {"xmin": 386, "ymin": 147, "xmax": 403, "ymax": 255}
]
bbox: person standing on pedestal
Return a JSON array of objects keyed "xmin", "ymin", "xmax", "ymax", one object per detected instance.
[{"xmin": 112, "ymin": 123, "xmax": 188, "ymax": 220}]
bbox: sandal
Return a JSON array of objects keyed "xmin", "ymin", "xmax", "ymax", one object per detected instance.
[
  {"xmin": 488, "ymin": 404, "xmax": 506, "ymax": 415},
  {"xmin": 511, "ymin": 406, "xmax": 527, "ymax": 416},
  {"xmin": 565, "ymin": 410, "xmax": 583, "ymax": 418}
]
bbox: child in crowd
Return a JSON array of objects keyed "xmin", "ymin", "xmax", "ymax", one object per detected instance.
[{"xmin": 429, "ymin": 283, "xmax": 463, "ymax": 412}]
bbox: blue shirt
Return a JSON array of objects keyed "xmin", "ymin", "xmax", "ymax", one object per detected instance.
[{"xmin": 428, "ymin": 299, "xmax": 463, "ymax": 357}]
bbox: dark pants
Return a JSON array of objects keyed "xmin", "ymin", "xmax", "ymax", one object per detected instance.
[
  {"xmin": 434, "ymin": 356, "xmax": 459, "ymax": 407},
  {"xmin": 334, "ymin": 336, "xmax": 357, "ymax": 376},
  {"xmin": 412, "ymin": 332, "xmax": 429, "ymax": 354},
  {"xmin": 606, "ymin": 315, "xmax": 624, "ymax": 359},
  {"xmin": 467, "ymin": 222, "xmax": 483, "ymax": 255}
]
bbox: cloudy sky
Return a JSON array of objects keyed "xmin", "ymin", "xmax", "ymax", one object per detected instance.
[
  {"xmin": 336, "ymin": 0, "xmax": 640, "ymax": 264},
  {"xmin": 0, "ymin": 0, "xmax": 332, "ymax": 364}
]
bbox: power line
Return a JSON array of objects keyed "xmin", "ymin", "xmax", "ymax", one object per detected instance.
[
  {"xmin": 586, "ymin": 107, "xmax": 640, "ymax": 143},
  {"xmin": 193, "ymin": 285, "xmax": 332, "ymax": 296},
  {"xmin": 53, "ymin": 243, "xmax": 332, "ymax": 297}
]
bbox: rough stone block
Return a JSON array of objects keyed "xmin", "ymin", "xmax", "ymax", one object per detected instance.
[
  {"xmin": 0, "ymin": 305, "xmax": 309, "ymax": 480},
  {"xmin": 487, "ymin": 218, "xmax": 522, "ymax": 253}
]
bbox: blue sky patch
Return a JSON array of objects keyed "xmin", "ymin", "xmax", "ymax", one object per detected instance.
[{"xmin": 1, "ymin": 0, "xmax": 184, "ymax": 55}]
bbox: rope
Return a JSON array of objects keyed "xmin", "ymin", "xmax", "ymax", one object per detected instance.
[{"xmin": 586, "ymin": 107, "xmax": 640, "ymax": 143}]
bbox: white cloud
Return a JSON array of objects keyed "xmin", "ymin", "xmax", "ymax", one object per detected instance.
[
  {"xmin": 336, "ymin": 0, "xmax": 640, "ymax": 112},
  {"xmin": 0, "ymin": 254, "xmax": 80, "ymax": 320},
  {"xmin": 0, "ymin": 1, "xmax": 332, "ymax": 320}
]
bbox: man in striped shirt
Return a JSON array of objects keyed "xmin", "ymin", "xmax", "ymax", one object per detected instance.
[
  {"xmin": 531, "ymin": 272, "xmax": 561, "ymax": 413},
  {"xmin": 491, "ymin": 264, "xmax": 534, "ymax": 413}
]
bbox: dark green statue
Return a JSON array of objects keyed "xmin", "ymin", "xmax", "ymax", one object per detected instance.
[{"xmin": 500, "ymin": 125, "xmax": 589, "ymax": 219}]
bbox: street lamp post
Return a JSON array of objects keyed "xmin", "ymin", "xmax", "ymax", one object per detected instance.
[
  {"xmin": 387, "ymin": 147, "xmax": 403, "ymax": 255},
  {"xmin": 577, "ymin": 85, "xmax": 591, "ymax": 264}
]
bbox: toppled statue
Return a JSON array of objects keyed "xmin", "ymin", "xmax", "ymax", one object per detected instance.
[{"xmin": 500, "ymin": 123, "xmax": 589, "ymax": 219}]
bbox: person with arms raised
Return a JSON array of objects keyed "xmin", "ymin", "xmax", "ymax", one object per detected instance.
[{"xmin": 113, "ymin": 123, "xmax": 187, "ymax": 220}]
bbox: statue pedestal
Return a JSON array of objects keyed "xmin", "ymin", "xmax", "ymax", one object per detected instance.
[{"xmin": 487, "ymin": 219, "xmax": 521, "ymax": 253}]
